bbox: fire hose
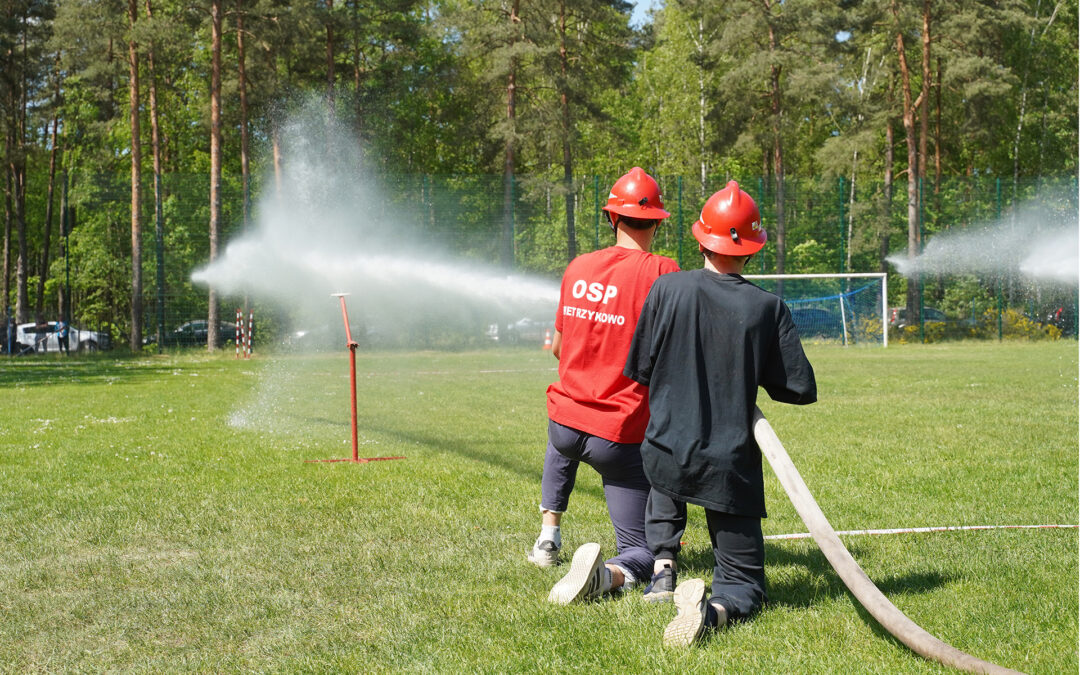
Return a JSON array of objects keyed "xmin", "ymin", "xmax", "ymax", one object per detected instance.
[{"xmin": 753, "ymin": 407, "xmax": 1024, "ymax": 675}]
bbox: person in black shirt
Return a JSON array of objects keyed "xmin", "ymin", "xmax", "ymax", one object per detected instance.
[{"xmin": 624, "ymin": 181, "xmax": 816, "ymax": 647}]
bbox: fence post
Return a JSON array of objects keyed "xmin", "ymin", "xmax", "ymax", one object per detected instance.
[
  {"xmin": 62, "ymin": 170, "xmax": 71, "ymax": 327},
  {"xmin": 996, "ymin": 177, "xmax": 1003, "ymax": 341},
  {"xmin": 838, "ymin": 176, "xmax": 846, "ymax": 273},
  {"xmin": 677, "ymin": 175, "xmax": 684, "ymax": 268},
  {"xmin": 510, "ymin": 173, "xmax": 516, "ymax": 268},
  {"xmin": 594, "ymin": 174, "xmax": 600, "ymax": 250},
  {"xmin": 155, "ymin": 172, "xmax": 166, "ymax": 352},
  {"xmin": 760, "ymin": 179, "xmax": 768, "ymax": 276}
]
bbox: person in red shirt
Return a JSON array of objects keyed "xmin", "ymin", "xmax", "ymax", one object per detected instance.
[{"xmin": 533, "ymin": 167, "xmax": 681, "ymax": 605}]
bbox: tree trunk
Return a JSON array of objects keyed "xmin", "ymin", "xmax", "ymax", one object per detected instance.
[
  {"xmin": 917, "ymin": 0, "xmax": 930, "ymax": 186},
  {"xmin": 2, "ymin": 123, "xmax": 9, "ymax": 323},
  {"xmin": 238, "ymin": 0, "xmax": 251, "ymax": 314},
  {"xmin": 13, "ymin": 153, "xmax": 27, "ymax": 324},
  {"xmin": 350, "ymin": 0, "xmax": 365, "ymax": 143},
  {"xmin": 559, "ymin": 0, "xmax": 576, "ymax": 262},
  {"xmin": 879, "ymin": 71, "xmax": 895, "ymax": 273},
  {"xmin": 766, "ymin": 4, "xmax": 785, "ymax": 287},
  {"xmin": 14, "ymin": 21, "xmax": 29, "ymax": 324},
  {"xmin": 501, "ymin": 0, "xmax": 520, "ymax": 270},
  {"xmin": 893, "ymin": 0, "xmax": 926, "ymax": 327},
  {"xmin": 846, "ymin": 151, "xmax": 856, "ymax": 275},
  {"xmin": 35, "ymin": 102, "xmax": 60, "ymax": 321},
  {"xmin": 207, "ymin": 0, "xmax": 222, "ymax": 352},
  {"xmin": 326, "ymin": 0, "xmax": 335, "ymax": 106},
  {"xmin": 696, "ymin": 13, "xmax": 707, "ymax": 197},
  {"xmin": 272, "ymin": 124, "xmax": 283, "ymax": 195},
  {"xmin": 934, "ymin": 57, "xmax": 941, "ymax": 192},
  {"xmin": 1012, "ymin": 2, "xmax": 1061, "ymax": 198},
  {"xmin": 146, "ymin": 0, "xmax": 166, "ymax": 347},
  {"xmin": 128, "ymin": 0, "xmax": 143, "ymax": 350}
]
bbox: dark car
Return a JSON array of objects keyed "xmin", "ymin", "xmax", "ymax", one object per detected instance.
[
  {"xmin": 888, "ymin": 306, "xmax": 947, "ymax": 328},
  {"xmin": 156, "ymin": 320, "xmax": 239, "ymax": 347},
  {"xmin": 790, "ymin": 308, "xmax": 844, "ymax": 339}
]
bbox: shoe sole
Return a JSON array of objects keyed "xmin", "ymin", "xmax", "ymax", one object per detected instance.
[
  {"xmin": 547, "ymin": 542, "xmax": 603, "ymax": 605},
  {"xmin": 663, "ymin": 578, "xmax": 707, "ymax": 647}
]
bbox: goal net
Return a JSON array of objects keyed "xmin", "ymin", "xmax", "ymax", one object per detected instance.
[{"xmin": 742, "ymin": 273, "xmax": 889, "ymax": 347}]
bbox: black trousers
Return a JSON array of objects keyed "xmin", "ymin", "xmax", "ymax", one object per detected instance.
[{"xmin": 645, "ymin": 488, "xmax": 766, "ymax": 621}]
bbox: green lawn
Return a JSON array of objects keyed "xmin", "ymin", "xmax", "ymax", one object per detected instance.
[{"xmin": 1, "ymin": 342, "xmax": 1076, "ymax": 673}]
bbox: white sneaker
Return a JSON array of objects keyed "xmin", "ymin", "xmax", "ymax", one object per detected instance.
[
  {"xmin": 663, "ymin": 578, "xmax": 707, "ymax": 647},
  {"xmin": 528, "ymin": 539, "xmax": 561, "ymax": 567},
  {"xmin": 547, "ymin": 542, "xmax": 605, "ymax": 604}
]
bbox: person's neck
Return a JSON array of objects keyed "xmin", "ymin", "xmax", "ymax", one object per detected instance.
[
  {"xmin": 703, "ymin": 254, "xmax": 746, "ymax": 275},
  {"xmin": 615, "ymin": 226, "xmax": 654, "ymax": 252}
]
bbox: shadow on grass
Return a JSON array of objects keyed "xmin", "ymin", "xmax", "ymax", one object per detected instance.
[
  {"xmin": 0, "ymin": 355, "xmax": 180, "ymax": 388},
  {"xmin": 680, "ymin": 537, "xmax": 963, "ymax": 660},
  {"xmin": 679, "ymin": 540, "xmax": 955, "ymax": 610},
  {"xmin": 290, "ymin": 411, "xmax": 608, "ymax": 504}
]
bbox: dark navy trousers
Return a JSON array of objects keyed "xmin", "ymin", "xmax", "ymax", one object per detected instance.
[
  {"xmin": 540, "ymin": 419, "xmax": 654, "ymax": 584},
  {"xmin": 645, "ymin": 489, "xmax": 766, "ymax": 621}
]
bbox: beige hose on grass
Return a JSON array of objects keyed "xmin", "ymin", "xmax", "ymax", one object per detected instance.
[{"xmin": 753, "ymin": 407, "xmax": 1024, "ymax": 675}]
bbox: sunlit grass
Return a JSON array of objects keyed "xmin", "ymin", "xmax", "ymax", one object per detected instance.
[{"xmin": 0, "ymin": 342, "xmax": 1075, "ymax": 673}]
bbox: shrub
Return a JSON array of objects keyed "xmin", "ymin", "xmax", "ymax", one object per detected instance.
[
  {"xmin": 855, "ymin": 317, "xmax": 882, "ymax": 343},
  {"xmin": 981, "ymin": 308, "xmax": 1063, "ymax": 341}
]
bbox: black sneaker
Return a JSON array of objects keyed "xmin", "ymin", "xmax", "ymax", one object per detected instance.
[{"xmin": 643, "ymin": 566, "xmax": 676, "ymax": 603}]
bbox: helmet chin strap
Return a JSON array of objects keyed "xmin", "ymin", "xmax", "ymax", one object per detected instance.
[{"xmin": 606, "ymin": 211, "xmax": 618, "ymax": 233}]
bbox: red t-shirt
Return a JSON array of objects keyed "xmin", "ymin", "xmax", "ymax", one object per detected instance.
[{"xmin": 546, "ymin": 246, "xmax": 679, "ymax": 443}]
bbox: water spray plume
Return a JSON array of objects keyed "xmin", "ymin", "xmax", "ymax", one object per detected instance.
[
  {"xmin": 192, "ymin": 105, "xmax": 558, "ymax": 341},
  {"xmin": 887, "ymin": 199, "xmax": 1078, "ymax": 285}
]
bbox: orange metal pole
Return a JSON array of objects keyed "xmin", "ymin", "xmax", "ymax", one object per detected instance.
[{"xmin": 336, "ymin": 294, "xmax": 359, "ymax": 462}]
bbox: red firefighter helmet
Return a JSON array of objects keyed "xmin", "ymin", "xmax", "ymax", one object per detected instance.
[
  {"xmin": 602, "ymin": 167, "xmax": 671, "ymax": 221},
  {"xmin": 692, "ymin": 181, "xmax": 766, "ymax": 255}
]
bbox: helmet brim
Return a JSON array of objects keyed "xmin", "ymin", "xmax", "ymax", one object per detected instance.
[
  {"xmin": 603, "ymin": 204, "xmax": 671, "ymax": 220},
  {"xmin": 692, "ymin": 220, "xmax": 766, "ymax": 256}
]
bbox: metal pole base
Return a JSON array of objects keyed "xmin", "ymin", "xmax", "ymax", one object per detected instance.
[{"xmin": 304, "ymin": 456, "xmax": 406, "ymax": 464}]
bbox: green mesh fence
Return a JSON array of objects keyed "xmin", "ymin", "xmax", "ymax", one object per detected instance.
[{"xmin": 6, "ymin": 171, "xmax": 1076, "ymax": 350}]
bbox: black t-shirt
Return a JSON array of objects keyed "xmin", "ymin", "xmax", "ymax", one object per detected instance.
[{"xmin": 624, "ymin": 270, "xmax": 817, "ymax": 517}]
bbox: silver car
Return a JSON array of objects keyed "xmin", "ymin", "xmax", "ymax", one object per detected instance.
[{"xmin": 15, "ymin": 321, "xmax": 110, "ymax": 353}]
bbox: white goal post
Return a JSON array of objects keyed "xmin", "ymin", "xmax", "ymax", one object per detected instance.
[{"xmin": 743, "ymin": 273, "xmax": 889, "ymax": 347}]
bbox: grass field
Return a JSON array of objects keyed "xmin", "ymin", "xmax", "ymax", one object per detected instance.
[{"xmin": 1, "ymin": 341, "xmax": 1076, "ymax": 673}]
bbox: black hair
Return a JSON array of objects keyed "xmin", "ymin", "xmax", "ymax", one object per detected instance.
[
  {"xmin": 702, "ymin": 247, "xmax": 754, "ymax": 265},
  {"xmin": 610, "ymin": 213, "xmax": 660, "ymax": 230}
]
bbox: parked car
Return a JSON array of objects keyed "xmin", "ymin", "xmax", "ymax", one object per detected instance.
[
  {"xmin": 790, "ymin": 308, "xmax": 844, "ymax": 339},
  {"xmin": 14, "ymin": 321, "xmax": 110, "ymax": 353},
  {"xmin": 154, "ymin": 320, "xmax": 239, "ymax": 348},
  {"xmin": 888, "ymin": 306, "xmax": 947, "ymax": 328}
]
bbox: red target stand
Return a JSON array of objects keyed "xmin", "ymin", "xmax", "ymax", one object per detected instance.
[{"xmin": 305, "ymin": 293, "xmax": 405, "ymax": 465}]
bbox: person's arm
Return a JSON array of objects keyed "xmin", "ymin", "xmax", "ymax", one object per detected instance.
[
  {"xmin": 761, "ymin": 303, "xmax": 817, "ymax": 405},
  {"xmin": 551, "ymin": 329, "xmax": 562, "ymax": 360}
]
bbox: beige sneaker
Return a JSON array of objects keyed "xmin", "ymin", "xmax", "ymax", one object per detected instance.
[
  {"xmin": 547, "ymin": 543, "xmax": 605, "ymax": 604},
  {"xmin": 528, "ymin": 539, "xmax": 560, "ymax": 567},
  {"xmin": 663, "ymin": 578, "xmax": 708, "ymax": 647}
]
